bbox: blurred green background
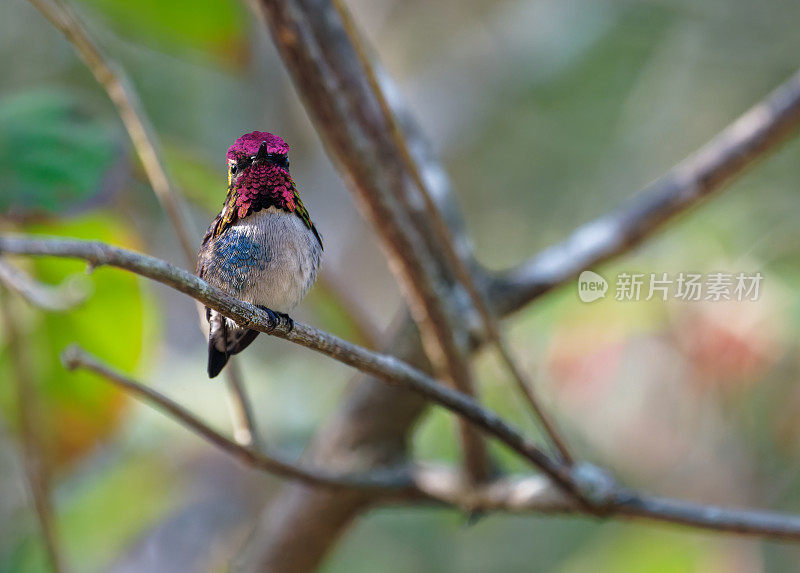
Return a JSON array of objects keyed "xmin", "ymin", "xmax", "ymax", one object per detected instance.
[{"xmin": 2, "ymin": 0, "xmax": 800, "ymax": 571}]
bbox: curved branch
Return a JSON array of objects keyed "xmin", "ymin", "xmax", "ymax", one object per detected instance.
[
  {"xmin": 61, "ymin": 345, "xmax": 416, "ymax": 493},
  {"xmin": 58, "ymin": 317, "xmax": 800, "ymax": 544},
  {"xmin": 493, "ymin": 67, "xmax": 800, "ymax": 314},
  {"xmin": 0, "ymin": 235, "xmax": 575, "ymax": 495},
  {"xmin": 0, "ymin": 258, "xmax": 87, "ymax": 311}
]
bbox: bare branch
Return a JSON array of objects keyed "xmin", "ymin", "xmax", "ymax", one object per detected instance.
[
  {"xmin": 58, "ymin": 344, "xmax": 556, "ymax": 508},
  {"xmin": 0, "ymin": 235, "xmax": 578, "ymax": 494},
  {"xmin": 419, "ymin": 470, "xmax": 800, "ymax": 541},
  {"xmin": 0, "ymin": 258, "xmax": 87, "ymax": 311},
  {"xmin": 61, "ymin": 345, "xmax": 417, "ymax": 493},
  {"xmin": 0, "ymin": 290, "xmax": 65, "ymax": 572},
  {"xmin": 222, "ymin": 361, "xmax": 263, "ymax": 449},
  {"xmin": 614, "ymin": 493, "xmax": 800, "ymax": 541},
  {"xmin": 493, "ymin": 67, "xmax": 800, "ymax": 314},
  {"xmin": 329, "ymin": 0, "xmax": 573, "ymax": 465},
  {"xmin": 250, "ymin": 0, "xmax": 492, "ymax": 482},
  {"xmin": 26, "ymin": 0, "xmax": 262, "ymax": 451},
  {"xmin": 61, "ymin": 337, "xmax": 800, "ymax": 544}
]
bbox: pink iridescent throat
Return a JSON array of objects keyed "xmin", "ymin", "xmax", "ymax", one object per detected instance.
[
  {"xmin": 227, "ymin": 131, "xmax": 295, "ymax": 218},
  {"xmin": 233, "ymin": 163, "xmax": 296, "ymax": 218}
]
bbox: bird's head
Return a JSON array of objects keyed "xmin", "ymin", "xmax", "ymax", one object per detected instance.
[
  {"xmin": 224, "ymin": 131, "xmax": 297, "ymax": 219},
  {"xmin": 226, "ymin": 131, "xmax": 290, "ymax": 184}
]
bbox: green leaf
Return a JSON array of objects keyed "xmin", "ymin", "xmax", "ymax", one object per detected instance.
[
  {"xmin": 0, "ymin": 90, "xmax": 119, "ymax": 218},
  {"xmin": 75, "ymin": 0, "xmax": 248, "ymax": 66}
]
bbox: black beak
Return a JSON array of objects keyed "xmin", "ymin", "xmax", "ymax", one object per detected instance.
[{"xmin": 253, "ymin": 141, "xmax": 270, "ymax": 163}]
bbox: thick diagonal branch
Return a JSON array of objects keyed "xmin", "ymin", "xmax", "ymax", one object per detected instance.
[
  {"xmin": 250, "ymin": 0, "xmax": 491, "ymax": 481},
  {"xmin": 330, "ymin": 0, "xmax": 573, "ymax": 464}
]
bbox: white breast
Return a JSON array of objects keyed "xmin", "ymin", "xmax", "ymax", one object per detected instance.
[{"xmin": 229, "ymin": 207, "xmax": 322, "ymax": 312}]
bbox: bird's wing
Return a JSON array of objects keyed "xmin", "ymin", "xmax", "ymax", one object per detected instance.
[{"xmin": 290, "ymin": 177, "xmax": 323, "ymax": 249}]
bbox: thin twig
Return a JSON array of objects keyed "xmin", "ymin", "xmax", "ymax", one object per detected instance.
[
  {"xmin": 0, "ymin": 236, "xmax": 576, "ymax": 495},
  {"xmin": 61, "ymin": 345, "xmax": 416, "ymax": 492},
  {"xmin": 493, "ymin": 66, "xmax": 800, "ymax": 315},
  {"xmin": 26, "ymin": 0, "xmax": 262, "ymax": 447},
  {"xmin": 59, "ymin": 305, "xmax": 800, "ymax": 543},
  {"xmin": 418, "ymin": 469, "xmax": 800, "ymax": 541},
  {"xmin": 0, "ymin": 290, "xmax": 65, "ymax": 572},
  {"xmin": 222, "ymin": 361, "xmax": 264, "ymax": 450},
  {"xmin": 331, "ymin": 0, "xmax": 574, "ymax": 465},
  {"xmin": 0, "ymin": 258, "xmax": 87, "ymax": 312},
  {"xmin": 26, "ymin": 0, "xmax": 195, "ymax": 262}
]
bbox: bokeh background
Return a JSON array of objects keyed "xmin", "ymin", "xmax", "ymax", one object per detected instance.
[{"xmin": 2, "ymin": 0, "xmax": 800, "ymax": 570}]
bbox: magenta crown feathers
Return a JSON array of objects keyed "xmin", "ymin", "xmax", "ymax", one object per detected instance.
[{"xmin": 226, "ymin": 131, "xmax": 289, "ymax": 161}]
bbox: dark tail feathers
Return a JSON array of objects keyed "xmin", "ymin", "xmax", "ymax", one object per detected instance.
[{"xmin": 207, "ymin": 326, "xmax": 259, "ymax": 378}]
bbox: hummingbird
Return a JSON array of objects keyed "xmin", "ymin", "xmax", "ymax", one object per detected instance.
[{"xmin": 197, "ymin": 131, "xmax": 322, "ymax": 378}]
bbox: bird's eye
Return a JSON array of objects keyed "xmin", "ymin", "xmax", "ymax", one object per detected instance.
[{"xmin": 230, "ymin": 164, "xmax": 238, "ymax": 175}]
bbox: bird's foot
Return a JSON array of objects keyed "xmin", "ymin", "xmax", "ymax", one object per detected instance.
[
  {"xmin": 256, "ymin": 307, "xmax": 293, "ymax": 332},
  {"xmin": 256, "ymin": 306, "xmax": 279, "ymax": 331},
  {"xmin": 276, "ymin": 312, "xmax": 294, "ymax": 332}
]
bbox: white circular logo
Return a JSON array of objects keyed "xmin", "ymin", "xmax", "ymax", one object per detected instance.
[{"xmin": 577, "ymin": 271, "xmax": 608, "ymax": 302}]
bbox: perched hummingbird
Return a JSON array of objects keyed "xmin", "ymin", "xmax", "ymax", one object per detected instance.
[{"xmin": 197, "ymin": 131, "xmax": 322, "ymax": 378}]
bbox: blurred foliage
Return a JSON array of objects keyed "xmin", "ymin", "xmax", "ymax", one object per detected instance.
[
  {"xmin": 0, "ymin": 214, "xmax": 157, "ymax": 467},
  {"xmin": 76, "ymin": 0, "xmax": 248, "ymax": 66},
  {"xmin": 0, "ymin": 90, "xmax": 119, "ymax": 219},
  {"xmin": 162, "ymin": 142, "xmax": 222, "ymax": 214},
  {"xmin": 5, "ymin": 454, "xmax": 176, "ymax": 572},
  {"xmin": 57, "ymin": 455, "xmax": 176, "ymax": 569}
]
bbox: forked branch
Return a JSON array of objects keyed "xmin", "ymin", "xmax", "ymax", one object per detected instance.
[
  {"xmin": 0, "ymin": 235, "xmax": 574, "ymax": 494},
  {"xmin": 55, "ymin": 281, "xmax": 800, "ymax": 543}
]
